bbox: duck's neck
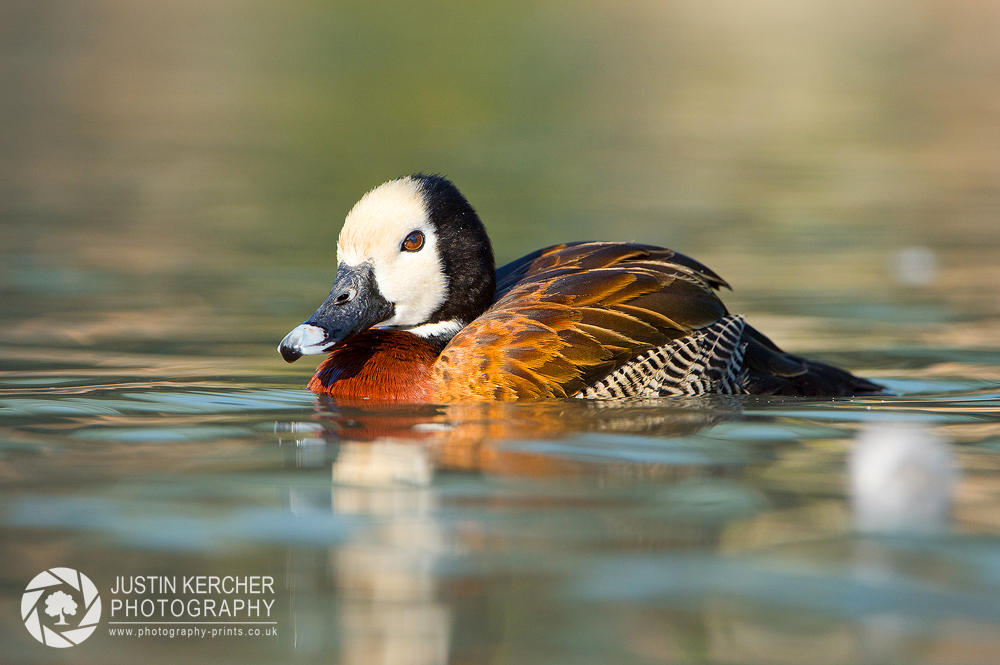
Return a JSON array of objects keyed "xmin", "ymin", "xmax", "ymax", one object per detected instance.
[{"xmin": 308, "ymin": 329, "xmax": 440, "ymax": 401}]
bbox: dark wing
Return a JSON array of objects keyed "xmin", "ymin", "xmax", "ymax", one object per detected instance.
[
  {"xmin": 494, "ymin": 242, "xmax": 730, "ymax": 298},
  {"xmin": 739, "ymin": 323, "xmax": 887, "ymax": 396},
  {"xmin": 433, "ymin": 242, "xmax": 731, "ymax": 400}
]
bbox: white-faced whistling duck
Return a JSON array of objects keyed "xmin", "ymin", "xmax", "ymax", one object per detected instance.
[{"xmin": 279, "ymin": 174, "xmax": 885, "ymax": 401}]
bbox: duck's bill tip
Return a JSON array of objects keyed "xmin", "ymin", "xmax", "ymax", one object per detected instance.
[
  {"xmin": 278, "ymin": 324, "xmax": 331, "ymax": 363},
  {"xmin": 279, "ymin": 344, "xmax": 303, "ymax": 363}
]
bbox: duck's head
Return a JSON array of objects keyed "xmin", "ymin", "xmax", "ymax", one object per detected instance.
[{"xmin": 279, "ymin": 174, "xmax": 496, "ymax": 362}]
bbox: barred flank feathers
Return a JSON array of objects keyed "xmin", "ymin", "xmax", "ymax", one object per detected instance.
[{"xmin": 577, "ymin": 315, "xmax": 748, "ymax": 399}]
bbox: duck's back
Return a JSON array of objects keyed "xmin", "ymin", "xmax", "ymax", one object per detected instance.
[{"xmin": 432, "ymin": 242, "xmax": 883, "ymax": 400}]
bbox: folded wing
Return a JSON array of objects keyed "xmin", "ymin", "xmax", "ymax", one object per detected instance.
[{"xmin": 433, "ymin": 242, "xmax": 733, "ymax": 399}]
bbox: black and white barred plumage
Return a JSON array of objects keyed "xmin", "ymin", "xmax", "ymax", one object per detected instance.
[{"xmin": 577, "ymin": 315, "xmax": 749, "ymax": 399}]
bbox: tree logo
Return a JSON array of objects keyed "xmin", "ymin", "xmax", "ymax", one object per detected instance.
[{"xmin": 22, "ymin": 568, "xmax": 101, "ymax": 647}]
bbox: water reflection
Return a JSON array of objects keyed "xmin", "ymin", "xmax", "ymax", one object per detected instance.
[
  {"xmin": 274, "ymin": 393, "xmax": 1000, "ymax": 662},
  {"xmin": 274, "ymin": 399, "xmax": 777, "ymax": 663},
  {"xmin": 310, "ymin": 397, "xmax": 744, "ymax": 476},
  {"xmin": 276, "ymin": 421, "xmax": 328, "ymax": 468},
  {"xmin": 331, "ymin": 441, "xmax": 450, "ymax": 665},
  {"xmin": 2, "ymin": 381, "xmax": 1000, "ymax": 663}
]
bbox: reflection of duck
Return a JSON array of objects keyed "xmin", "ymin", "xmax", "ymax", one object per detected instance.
[
  {"xmin": 310, "ymin": 398, "xmax": 739, "ymax": 475},
  {"xmin": 280, "ymin": 175, "xmax": 884, "ymax": 400}
]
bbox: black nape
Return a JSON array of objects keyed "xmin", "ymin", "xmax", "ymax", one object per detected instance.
[{"xmin": 411, "ymin": 174, "xmax": 496, "ymax": 326}]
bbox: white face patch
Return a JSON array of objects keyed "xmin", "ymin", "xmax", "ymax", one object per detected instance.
[{"xmin": 336, "ymin": 177, "xmax": 448, "ymax": 328}]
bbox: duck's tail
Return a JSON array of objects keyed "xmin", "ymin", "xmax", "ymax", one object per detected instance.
[{"xmin": 740, "ymin": 324, "xmax": 886, "ymax": 397}]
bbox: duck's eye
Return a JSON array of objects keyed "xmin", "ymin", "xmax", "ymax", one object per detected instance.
[{"xmin": 401, "ymin": 230, "xmax": 424, "ymax": 252}]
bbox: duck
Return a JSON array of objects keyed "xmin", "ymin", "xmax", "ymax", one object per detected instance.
[{"xmin": 279, "ymin": 174, "xmax": 885, "ymax": 401}]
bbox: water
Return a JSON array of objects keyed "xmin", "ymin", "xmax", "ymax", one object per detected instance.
[{"xmin": 4, "ymin": 1, "xmax": 1000, "ymax": 663}]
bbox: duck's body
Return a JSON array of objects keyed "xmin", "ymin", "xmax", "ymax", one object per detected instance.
[{"xmin": 281, "ymin": 175, "xmax": 884, "ymax": 401}]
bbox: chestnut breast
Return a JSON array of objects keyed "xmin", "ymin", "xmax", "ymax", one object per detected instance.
[{"xmin": 308, "ymin": 330, "xmax": 439, "ymax": 401}]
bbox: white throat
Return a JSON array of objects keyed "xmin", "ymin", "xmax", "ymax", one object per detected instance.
[{"xmin": 399, "ymin": 319, "xmax": 464, "ymax": 340}]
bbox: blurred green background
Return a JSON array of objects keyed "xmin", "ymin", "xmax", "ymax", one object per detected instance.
[{"xmin": 1, "ymin": 0, "xmax": 999, "ymax": 358}]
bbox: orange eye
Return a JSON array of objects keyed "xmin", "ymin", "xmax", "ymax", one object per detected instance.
[{"xmin": 401, "ymin": 230, "xmax": 424, "ymax": 252}]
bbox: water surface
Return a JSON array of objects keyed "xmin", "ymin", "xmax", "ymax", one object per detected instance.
[{"xmin": 3, "ymin": 1, "xmax": 1000, "ymax": 663}]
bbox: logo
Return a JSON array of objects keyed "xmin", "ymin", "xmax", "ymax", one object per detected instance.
[{"xmin": 22, "ymin": 568, "xmax": 102, "ymax": 648}]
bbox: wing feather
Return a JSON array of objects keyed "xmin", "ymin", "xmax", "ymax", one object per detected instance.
[{"xmin": 434, "ymin": 242, "xmax": 732, "ymax": 400}]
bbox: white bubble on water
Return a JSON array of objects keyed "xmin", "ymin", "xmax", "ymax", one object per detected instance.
[{"xmin": 849, "ymin": 423, "xmax": 956, "ymax": 534}]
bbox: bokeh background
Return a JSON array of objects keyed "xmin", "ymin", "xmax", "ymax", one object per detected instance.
[
  {"xmin": 4, "ymin": 3, "xmax": 1000, "ymax": 664},
  {"xmin": 3, "ymin": 0, "xmax": 999, "ymax": 367}
]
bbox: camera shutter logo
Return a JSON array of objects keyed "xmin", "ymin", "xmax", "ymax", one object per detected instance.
[{"xmin": 22, "ymin": 568, "xmax": 102, "ymax": 647}]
